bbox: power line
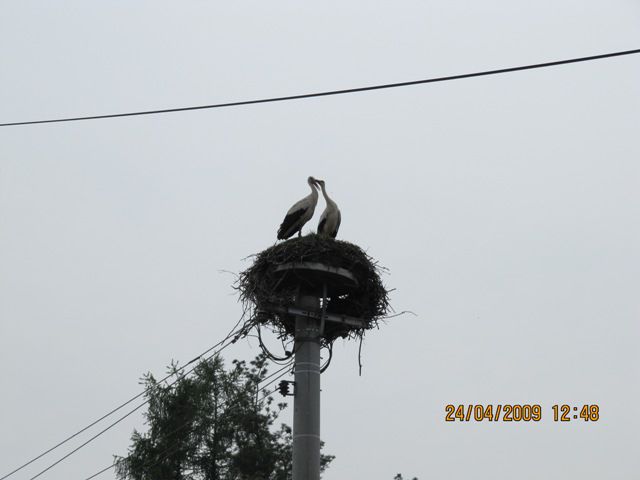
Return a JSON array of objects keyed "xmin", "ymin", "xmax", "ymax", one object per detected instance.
[
  {"xmin": 1, "ymin": 324, "xmax": 245, "ymax": 480},
  {"xmin": 30, "ymin": 402, "xmax": 148, "ymax": 480},
  {"xmin": 25, "ymin": 334, "xmax": 243, "ymax": 480},
  {"xmin": 1, "ymin": 48, "xmax": 638, "ymax": 128},
  {"xmin": 81, "ymin": 362, "xmax": 293, "ymax": 480}
]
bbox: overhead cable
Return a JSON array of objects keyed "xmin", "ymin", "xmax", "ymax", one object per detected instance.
[
  {"xmin": 1, "ymin": 48, "xmax": 638, "ymax": 127},
  {"xmin": 25, "ymin": 333, "xmax": 242, "ymax": 480},
  {"xmin": 1, "ymin": 325, "xmax": 244, "ymax": 480},
  {"xmin": 81, "ymin": 362, "xmax": 293, "ymax": 480}
]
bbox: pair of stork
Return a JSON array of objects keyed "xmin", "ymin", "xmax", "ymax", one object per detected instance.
[{"xmin": 277, "ymin": 176, "xmax": 341, "ymax": 240}]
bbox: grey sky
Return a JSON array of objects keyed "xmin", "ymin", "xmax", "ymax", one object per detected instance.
[{"xmin": 1, "ymin": 1, "xmax": 639, "ymax": 479}]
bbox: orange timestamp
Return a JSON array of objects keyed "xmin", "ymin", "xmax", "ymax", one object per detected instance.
[{"xmin": 445, "ymin": 404, "xmax": 600, "ymax": 422}]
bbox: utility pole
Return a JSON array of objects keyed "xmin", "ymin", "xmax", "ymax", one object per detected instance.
[
  {"xmin": 292, "ymin": 294, "xmax": 321, "ymax": 480},
  {"xmin": 263, "ymin": 262, "xmax": 365, "ymax": 480}
]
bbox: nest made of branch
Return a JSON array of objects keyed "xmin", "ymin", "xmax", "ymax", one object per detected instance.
[{"xmin": 236, "ymin": 234, "xmax": 390, "ymax": 342}]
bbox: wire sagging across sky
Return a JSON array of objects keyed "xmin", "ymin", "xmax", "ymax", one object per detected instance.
[
  {"xmin": 81, "ymin": 361, "xmax": 294, "ymax": 480},
  {"xmin": 1, "ymin": 48, "xmax": 638, "ymax": 127},
  {"xmin": 0, "ymin": 322, "xmax": 247, "ymax": 480}
]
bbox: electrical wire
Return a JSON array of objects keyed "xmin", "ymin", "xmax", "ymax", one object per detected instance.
[
  {"xmin": 80, "ymin": 362, "xmax": 293, "ymax": 480},
  {"xmin": 320, "ymin": 343, "xmax": 333, "ymax": 374},
  {"xmin": 256, "ymin": 361, "xmax": 295, "ymax": 392},
  {"xmin": 358, "ymin": 336, "xmax": 364, "ymax": 377},
  {"xmin": 257, "ymin": 326, "xmax": 293, "ymax": 364},
  {"xmin": 0, "ymin": 323, "xmax": 245, "ymax": 480},
  {"xmin": 19, "ymin": 329, "xmax": 243, "ymax": 480},
  {"xmin": 1, "ymin": 48, "xmax": 638, "ymax": 127}
]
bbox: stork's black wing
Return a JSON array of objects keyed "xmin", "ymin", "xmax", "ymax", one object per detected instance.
[
  {"xmin": 317, "ymin": 217, "xmax": 327, "ymax": 236},
  {"xmin": 277, "ymin": 208, "xmax": 306, "ymax": 239}
]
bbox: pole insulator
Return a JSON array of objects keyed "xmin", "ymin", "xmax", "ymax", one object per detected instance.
[{"xmin": 278, "ymin": 380, "xmax": 295, "ymax": 397}]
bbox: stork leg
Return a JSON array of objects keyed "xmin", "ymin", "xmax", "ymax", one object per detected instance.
[{"xmin": 297, "ymin": 229, "xmax": 302, "ymax": 238}]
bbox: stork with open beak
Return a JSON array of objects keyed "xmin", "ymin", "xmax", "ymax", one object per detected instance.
[
  {"xmin": 316, "ymin": 179, "xmax": 341, "ymax": 238},
  {"xmin": 277, "ymin": 176, "xmax": 320, "ymax": 240}
]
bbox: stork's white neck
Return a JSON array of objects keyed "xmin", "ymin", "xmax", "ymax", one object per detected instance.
[
  {"xmin": 318, "ymin": 183, "xmax": 335, "ymax": 207},
  {"xmin": 308, "ymin": 180, "xmax": 319, "ymax": 199}
]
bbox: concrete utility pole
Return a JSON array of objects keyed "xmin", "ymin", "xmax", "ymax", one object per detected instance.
[
  {"xmin": 268, "ymin": 262, "xmax": 363, "ymax": 480},
  {"xmin": 292, "ymin": 294, "xmax": 321, "ymax": 480}
]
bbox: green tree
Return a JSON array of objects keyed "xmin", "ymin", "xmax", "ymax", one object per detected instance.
[{"xmin": 115, "ymin": 354, "xmax": 333, "ymax": 480}]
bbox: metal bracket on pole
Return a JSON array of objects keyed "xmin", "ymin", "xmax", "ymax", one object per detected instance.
[{"xmin": 260, "ymin": 304, "xmax": 366, "ymax": 329}]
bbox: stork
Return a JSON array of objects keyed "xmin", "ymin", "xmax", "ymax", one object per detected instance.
[
  {"xmin": 316, "ymin": 179, "xmax": 341, "ymax": 238},
  {"xmin": 277, "ymin": 176, "xmax": 320, "ymax": 240}
]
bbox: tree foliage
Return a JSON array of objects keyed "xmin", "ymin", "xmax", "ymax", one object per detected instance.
[{"xmin": 115, "ymin": 354, "xmax": 333, "ymax": 480}]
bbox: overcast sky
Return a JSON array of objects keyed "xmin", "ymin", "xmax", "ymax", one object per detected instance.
[{"xmin": 1, "ymin": 1, "xmax": 639, "ymax": 479}]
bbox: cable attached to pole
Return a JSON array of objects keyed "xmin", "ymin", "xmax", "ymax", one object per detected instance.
[
  {"xmin": 81, "ymin": 361, "xmax": 294, "ymax": 480},
  {"xmin": 1, "ymin": 325, "xmax": 244, "ymax": 480}
]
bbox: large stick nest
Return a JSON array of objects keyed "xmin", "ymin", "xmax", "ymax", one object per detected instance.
[{"xmin": 237, "ymin": 234, "xmax": 390, "ymax": 343}]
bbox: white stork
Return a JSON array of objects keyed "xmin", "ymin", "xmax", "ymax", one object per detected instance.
[
  {"xmin": 277, "ymin": 176, "xmax": 320, "ymax": 239},
  {"xmin": 316, "ymin": 179, "xmax": 341, "ymax": 238}
]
